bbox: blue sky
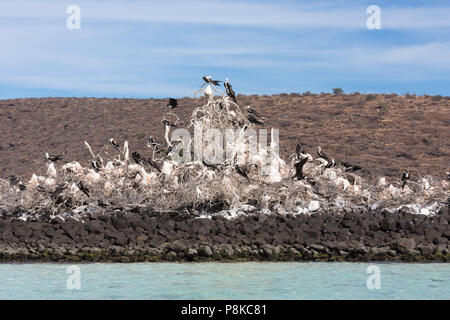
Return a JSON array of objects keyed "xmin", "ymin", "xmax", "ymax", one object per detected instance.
[{"xmin": 1, "ymin": 0, "xmax": 450, "ymax": 99}]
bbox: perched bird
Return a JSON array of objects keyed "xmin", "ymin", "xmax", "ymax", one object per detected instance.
[
  {"xmin": 147, "ymin": 157, "xmax": 161, "ymax": 172},
  {"xmin": 401, "ymin": 169, "xmax": 410, "ymax": 190},
  {"xmin": 234, "ymin": 165, "xmax": 250, "ymax": 180},
  {"xmin": 51, "ymin": 183, "xmax": 67, "ymax": 197},
  {"xmin": 446, "ymin": 172, "xmax": 450, "ymax": 180},
  {"xmin": 91, "ymin": 160, "xmax": 101, "ymax": 171},
  {"xmin": 230, "ymin": 119, "xmax": 246, "ymax": 128},
  {"xmin": 202, "ymin": 159, "xmax": 218, "ymax": 170},
  {"xmin": 7, "ymin": 175, "xmax": 26, "ymax": 190},
  {"xmin": 167, "ymin": 98, "xmax": 178, "ymax": 109},
  {"xmin": 247, "ymin": 106, "xmax": 261, "ymax": 117},
  {"xmin": 306, "ymin": 178, "xmax": 317, "ymax": 187},
  {"xmin": 109, "ymin": 138, "xmax": 120, "ymax": 151},
  {"xmin": 295, "ymin": 144, "xmax": 304, "ymax": 160},
  {"xmin": 163, "ymin": 144, "xmax": 175, "ymax": 156},
  {"xmin": 224, "ymin": 78, "xmax": 237, "ymax": 103},
  {"xmin": 148, "ymin": 135, "xmax": 157, "ymax": 146},
  {"xmin": 7, "ymin": 175, "xmax": 18, "ymax": 185},
  {"xmin": 317, "ymin": 146, "xmax": 330, "ymax": 162},
  {"xmin": 97, "ymin": 199, "xmax": 108, "ymax": 208},
  {"xmin": 293, "ymin": 156, "xmax": 308, "ymax": 180},
  {"xmin": 132, "ymin": 151, "xmax": 147, "ymax": 165},
  {"xmin": 45, "ymin": 152, "xmax": 62, "ymax": 162},
  {"xmin": 203, "ymin": 76, "xmax": 222, "ymax": 86},
  {"xmin": 77, "ymin": 181, "xmax": 90, "ymax": 197},
  {"xmin": 161, "ymin": 119, "xmax": 177, "ymax": 128},
  {"xmin": 247, "ymin": 114, "xmax": 263, "ymax": 125},
  {"xmin": 324, "ymin": 158, "xmax": 335, "ymax": 168},
  {"xmin": 131, "ymin": 151, "xmax": 160, "ymax": 172},
  {"xmin": 148, "ymin": 135, "xmax": 161, "ymax": 148},
  {"xmin": 164, "ymin": 139, "xmax": 182, "ymax": 156},
  {"xmin": 341, "ymin": 161, "xmax": 362, "ymax": 172}
]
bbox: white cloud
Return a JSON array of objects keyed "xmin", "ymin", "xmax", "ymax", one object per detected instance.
[
  {"xmin": 2, "ymin": 1, "xmax": 450, "ymax": 29},
  {"xmin": 0, "ymin": 74, "xmax": 194, "ymax": 96},
  {"xmin": 1, "ymin": 0, "xmax": 450, "ymax": 97}
]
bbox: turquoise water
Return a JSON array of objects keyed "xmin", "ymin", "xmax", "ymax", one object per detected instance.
[{"xmin": 0, "ymin": 262, "xmax": 448, "ymax": 299}]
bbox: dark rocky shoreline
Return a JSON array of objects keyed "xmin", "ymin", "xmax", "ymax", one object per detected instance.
[{"xmin": 0, "ymin": 206, "xmax": 449, "ymax": 262}]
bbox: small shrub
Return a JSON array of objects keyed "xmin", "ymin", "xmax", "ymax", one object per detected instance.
[
  {"xmin": 332, "ymin": 88, "xmax": 344, "ymax": 95},
  {"xmin": 366, "ymin": 94, "xmax": 376, "ymax": 101},
  {"xmin": 378, "ymin": 102, "xmax": 388, "ymax": 115},
  {"xmin": 432, "ymin": 95, "xmax": 442, "ymax": 101}
]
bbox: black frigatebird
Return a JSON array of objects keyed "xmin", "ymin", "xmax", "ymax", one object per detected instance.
[
  {"xmin": 7, "ymin": 175, "xmax": 18, "ymax": 185},
  {"xmin": 109, "ymin": 138, "xmax": 120, "ymax": 151},
  {"xmin": 45, "ymin": 153, "xmax": 62, "ymax": 162},
  {"xmin": 77, "ymin": 181, "xmax": 90, "ymax": 197},
  {"xmin": 224, "ymin": 78, "xmax": 237, "ymax": 103},
  {"xmin": 293, "ymin": 156, "xmax": 309, "ymax": 180},
  {"xmin": 235, "ymin": 165, "xmax": 250, "ymax": 180},
  {"xmin": 341, "ymin": 161, "xmax": 362, "ymax": 172},
  {"xmin": 247, "ymin": 106, "xmax": 261, "ymax": 117},
  {"xmin": 91, "ymin": 160, "xmax": 101, "ymax": 171},
  {"xmin": 324, "ymin": 158, "xmax": 335, "ymax": 168},
  {"xmin": 203, "ymin": 76, "xmax": 222, "ymax": 86},
  {"xmin": 401, "ymin": 169, "xmax": 410, "ymax": 190},
  {"xmin": 131, "ymin": 151, "xmax": 160, "ymax": 172},
  {"xmin": 147, "ymin": 157, "xmax": 161, "ymax": 172},
  {"xmin": 132, "ymin": 151, "xmax": 147, "ymax": 165},
  {"xmin": 167, "ymin": 98, "xmax": 178, "ymax": 109},
  {"xmin": 202, "ymin": 159, "xmax": 218, "ymax": 170},
  {"xmin": 148, "ymin": 135, "xmax": 159, "ymax": 147},
  {"xmin": 247, "ymin": 114, "xmax": 263, "ymax": 125},
  {"xmin": 162, "ymin": 119, "xmax": 177, "ymax": 128},
  {"xmin": 317, "ymin": 146, "xmax": 330, "ymax": 162},
  {"xmin": 295, "ymin": 144, "xmax": 305, "ymax": 160},
  {"xmin": 51, "ymin": 183, "xmax": 67, "ymax": 197}
]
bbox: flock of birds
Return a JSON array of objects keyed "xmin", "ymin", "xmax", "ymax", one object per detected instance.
[
  {"xmin": 5, "ymin": 75, "xmax": 448, "ymax": 201},
  {"xmin": 291, "ymin": 143, "xmax": 410, "ymax": 190},
  {"xmin": 10, "ymin": 76, "xmax": 249, "ymax": 197},
  {"xmin": 165, "ymin": 76, "xmax": 267, "ymax": 126}
]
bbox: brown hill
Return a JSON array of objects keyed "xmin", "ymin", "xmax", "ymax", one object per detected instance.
[{"xmin": 1, "ymin": 93, "xmax": 449, "ymax": 181}]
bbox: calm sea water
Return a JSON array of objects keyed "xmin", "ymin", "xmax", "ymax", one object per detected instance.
[{"xmin": 0, "ymin": 262, "xmax": 448, "ymax": 299}]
